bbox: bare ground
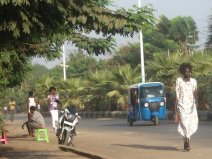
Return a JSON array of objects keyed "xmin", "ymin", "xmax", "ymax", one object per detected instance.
[{"xmin": 0, "ymin": 117, "xmax": 86, "ymax": 159}]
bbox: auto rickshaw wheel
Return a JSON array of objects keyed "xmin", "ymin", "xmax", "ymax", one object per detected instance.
[{"xmin": 154, "ymin": 116, "xmax": 159, "ymax": 126}]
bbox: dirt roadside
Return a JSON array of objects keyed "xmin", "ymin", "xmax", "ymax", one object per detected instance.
[{"xmin": 0, "ymin": 116, "xmax": 87, "ymax": 159}]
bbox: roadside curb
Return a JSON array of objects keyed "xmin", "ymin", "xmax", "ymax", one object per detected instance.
[
  {"xmin": 78, "ymin": 111, "xmax": 212, "ymax": 121},
  {"xmin": 42, "ymin": 111, "xmax": 212, "ymax": 120},
  {"xmin": 59, "ymin": 146, "xmax": 107, "ymax": 159}
]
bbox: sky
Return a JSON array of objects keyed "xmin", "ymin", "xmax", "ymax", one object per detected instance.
[{"xmin": 32, "ymin": 0, "xmax": 212, "ymax": 68}]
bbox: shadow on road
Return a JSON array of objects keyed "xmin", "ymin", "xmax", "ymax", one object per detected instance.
[
  {"xmin": 0, "ymin": 148, "xmax": 69, "ymax": 159},
  {"xmin": 100, "ymin": 123, "xmax": 154, "ymax": 127},
  {"xmin": 113, "ymin": 144, "xmax": 177, "ymax": 151},
  {"xmin": 7, "ymin": 134, "xmax": 30, "ymax": 138}
]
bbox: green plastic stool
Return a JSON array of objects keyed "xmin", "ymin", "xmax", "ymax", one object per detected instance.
[{"xmin": 36, "ymin": 128, "xmax": 49, "ymax": 143}]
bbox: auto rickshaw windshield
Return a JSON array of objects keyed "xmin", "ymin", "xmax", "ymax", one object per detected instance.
[{"xmin": 140, "ymin": 85, "xmax": 164, "ymax": 98}]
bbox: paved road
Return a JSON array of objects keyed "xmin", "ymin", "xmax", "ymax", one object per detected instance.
[
  {"xmin": 75, "ymin": 118, "xmax": 212, "ymax": 159},
  {"xmin": 4, "ymin": 113, "xmax": 212, "ymax": 159}
]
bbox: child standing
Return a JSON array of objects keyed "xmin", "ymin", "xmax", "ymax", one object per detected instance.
[{"xmin": 27, "ymin": 91, "xmax": 37, "ymax": 113}]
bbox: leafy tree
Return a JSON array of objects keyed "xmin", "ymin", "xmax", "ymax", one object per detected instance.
[
  {"xmin": 21, "ymin": 64, "xmax": 49, "ymax": 91},
  {"xmin": 0, "ymin": 52, "xmax": 31, "ymax": 89},
  {"xmin": 112, "ymin": 43, "xmax": 141, "ymax": 68},
  {"xmin": 111, "ymin": 39, "xmax": 178, "ymax": 70},
  {"xmin": 113, "ymin": 15, "xmax": 198, "ymax": 66},
  {"xmin": 31, "ymin": 64, "xmax": 49, "ymax": 78},
  {"xmin": 143, "ymin": 15, "xmax": 198, "ymax": 55},
  {"xmin": 157, "ymin": 15, "xmax": 172, "ymax": 39},
  {"xmin": 49, "ymin": 51, "xmax": 108, "ymax": 79},
  {"xmin": 206, "ymin": 12, "xmax": 212, "ymax": 50},
  {"xmin": 0, "ymin": 0, "xmax": 155, "ymax": 89},
  {"xmin": 143, "ymin": 29, "xmax": 178, "ymax": 55},
  {"xmin": 170, "ymin": 16, "xmax": 198, "ymax": 53},
  {"xmin": 66, "ymin": 51, "xmax": 107, "ymax": 78}
]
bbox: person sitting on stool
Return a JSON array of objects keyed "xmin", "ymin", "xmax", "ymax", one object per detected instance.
[{"xmin": 26, "ymin": 106, "xmax": 45, "ymax": 137}]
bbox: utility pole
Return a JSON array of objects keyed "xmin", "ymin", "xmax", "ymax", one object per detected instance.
[
  {"xmin": 62, "ymin": 44, "xmax": 66, "ymax": 81},
  {"xmin": 138, "ymin": 0, "xmax": 145, "ymax": 83}
]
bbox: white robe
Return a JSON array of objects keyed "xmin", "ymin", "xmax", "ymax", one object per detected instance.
[{"xmin": 175, "ymin": 77, "xmax": 198, "ymax": 139}]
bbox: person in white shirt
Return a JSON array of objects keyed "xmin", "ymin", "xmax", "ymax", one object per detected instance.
[
  {"xmin": 47, "ymin": 86, "xmax": 61, "ymax": 132},
  {"xmin": 27, "ymin": 91, "xmax": 37, "ymax": 113},
  {"xmin": 26, "ymin": 91, "xmax": 39, "ymax": 119}
]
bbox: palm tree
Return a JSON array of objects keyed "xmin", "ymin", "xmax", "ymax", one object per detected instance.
[
  {"xmin": 191, "ymin": 53, "xmax": 212, "ymax": 110},
  {"xmin": 146, "ymin": 53, "xmax": 181, "ymax": 94},
  {"xmin": 33, "ymin": 76, "xmax": 55, "ymax": 111},
  {"xmin": 106, "ymin": 64, "xmax": 141, "ymax": 110},
  {"xmin": 146, "ymin": 52, "xmax": 212, "ymax": 110},
  {"xmin": 82, "ymin": 70, "xmax": 112, "ymax": 111},
  {"xmin": 55, "ymin": 78, "xmax": 84, "ymax": 109}
]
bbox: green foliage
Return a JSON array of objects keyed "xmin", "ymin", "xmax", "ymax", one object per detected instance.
[
  {"xmin": 145, "ymin": 52, "xmax": 212, "ymax": 109},
  {"xmin": 0, "ymin": 114, "xmax": 3, "ymax": 129},
  {"xmin": 146, "ymin": 53, "xmax": 180, "ymax": 93},
  {"xmin": 1, "ymin": 3, "xmax": 211, "ymax": 111},
  {"xmin": 0, "ymin": 0, "xmax": 155, "ymax": 89},
  {"xmin": 49, "ymin": 52, "xmax": 108, "ymax": 79},
  {"xmin": 170, "ymin": 16, "xmax": 198, "ymax": 53},
  {"xmin": 21, "ymin": 64, "xmax": 49, "ymax": 92},
  {"xmin": 206, "ymin": 11, "xmax": 212, "ymax": 50},
  {"xmin": 0, "ymin": 86, "xmax": 27, "ymax": 113},
  {"xmin": 1, "ymin": 50, "xmax": 211, "ymax": 111},
  {"xmin": 112, "ymin": 43, "xmax": 141, "ymax": 68},
  {"xmin": 145, "ymin": 52, "xmax": 212, "ymax": 110},
  {"xmin": 66, "ymin": 52, "xmax": 105, "ymax": 77},
  {"xmin": 143, "ymin": 15, "xmax": 198, "ymax": 54},
  {"xmin": 106, "ymin": 64, "xmax": 141, "ymax": 109},
  {"xmin": 82, "ymin": 70, "xmax": 112, "ymax": 110},
  {"xmin": 53, "ymin": 78, "xmax": 84, "ymax": 109},
  {"xmin": 0, "ymin": 51, "xmax": 31, "ymax": 89},
  {"xmin": 157, "ymin": 15, "xmax": 172, "ymax": 39},
  {"xmin": 0, "ymin": 0, "xmax": 155, "ymax": 54}
]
